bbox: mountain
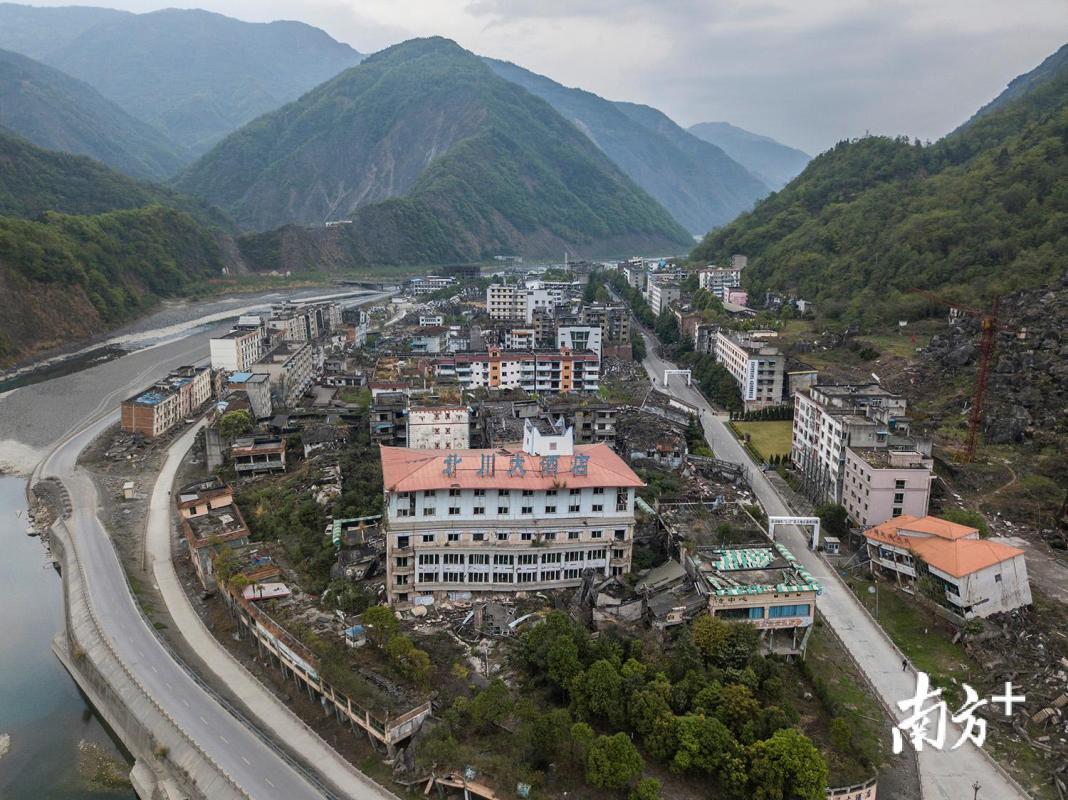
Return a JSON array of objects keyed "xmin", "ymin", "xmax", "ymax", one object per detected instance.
[
  {"xmin": 687, "ymin": 121, "xmax": 810, "ymax": 190},
  {"xmin": 959, "ymin": 43, "xmax": 1068, "ymax": 130},
  {"xmin": 0, "ymin": 48, "xmax": 185, "ymax": 180},
  {"xmin": 179, "ymin": 37, "xmax": 692, "ymax": 263},
  {"xmin": 0, "ymin": 5, "xmax": 363, "ymax": 154},
  {"xmin": 0, "ymin": 129, "xmax": 225, "ymax": 224},
  {"xmin": 0, "ymin": 131, "xmax": 235, "ymax": 365},
  {"xmin": 689, "ymin": 44, "xmax": 1068, "ymax": 323},
  {"xmin": 484, "ymin": 59, "xmax": 769, "ymax": 234},
  {"xmin": 0, "ymin": 2, "xmax": 125, "ymax": 60}
]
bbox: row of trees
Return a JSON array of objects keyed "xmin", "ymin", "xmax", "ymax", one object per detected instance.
[{"xmin": 729, "ymin": 405, "xmax": 793, "ymax": 422}]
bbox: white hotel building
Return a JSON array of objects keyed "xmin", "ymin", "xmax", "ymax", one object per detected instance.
[
  {"xmin": 381, "ymin": 421, "xmax": 643, "ymax": 604},
  {"xmin": 714, "ymin": 330, "xmax": 785, "ymax": 410}
]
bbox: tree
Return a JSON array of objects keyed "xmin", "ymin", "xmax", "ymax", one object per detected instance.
[
  {"xmin": 940, "ymin": 508, "xmax": 990, "ymax": 537},
  {"xmin": 671, "ymin": 714, "xmax": 748, "ymax": 796},
  {"xmin": 586, "ymin": 733, "xmax": 643, "ymax": 791},
  {"xmin": 218, "ymin": 409, "xmax": 253, "ymax": 439},
  {"xmin": 362, "ymin": 605, "xmax": 398, "ymax": 647},
  {"xmin": 525, "ymin": 708, "xmax": 572, "ymax": 768},
  {"xmin": 692, "ymin": 615, "xmax": 731, "ymax": 662},
  {"xmin": 574, "ymin": 659, "xmax": 625, "ymax": 726},
  {"xmin": 630, "ymin": 777, "xmax": 662, "ymax": 800},
  {"xmin": 466, "ymin": 678, "xmax": 513, "ymax": 733},
  {"xmin": 546, "ymin": 636, "xmax": 582, "ymax": 694},
  {"xmin": 630, "ymin": 684, "xmax": 673, "ymax": 736},
  {"xmin": 713, "ymin": 683, "xmax": 762, "ymax": 741},
  {"xmin": 570, "ymin": 721, "xmax": 595, "ymax": 762},
  {"xmin": 747, "ymin": 728, "xmax": 828, "ymax": 800},
  {"xmin": 385, "ymin": 634, "xmax": 432, "ymax": 686},
  {"xmin": 815, "ymin": 503, "xmax": 849, "ymax": 539},
  {"xmin": 644, "ymin": 712, "xmax": 679, "ymax": 761},
  {"xmin": 630, "ymin": 331, "xmax": 647, "ymax": 361}
]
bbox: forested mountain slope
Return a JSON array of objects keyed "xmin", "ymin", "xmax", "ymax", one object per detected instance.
[
  {"xmin": 0, "ymin": 4, "xmax": 363, "ymax": 154},
  {"xmin": 180, "ymin": 38, "xmax": 692, "ymax": 261},
  {"xmin": 485, "ymin": 58, "xmax": 769, "ymax": 233},
  {"xmin": 691, "ymin": 45, "xmax": 1068, "ymax": 322},
  {"xmin": 0, "ymin": 48, "xmax": 185, "ymax": 180}
]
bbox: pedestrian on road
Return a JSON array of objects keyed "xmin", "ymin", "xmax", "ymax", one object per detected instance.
[{"xmin": 902, "ymin": 657, "xmax": 908, "ymax": 671}]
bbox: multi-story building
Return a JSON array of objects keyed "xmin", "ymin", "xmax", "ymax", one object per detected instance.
[
  {"xmin": 232, "ymin": 436, "xmax": 287, "ymax": 474},
  {"xmin": 503, "ymin": 328, "xmax": 538, "ymax": 350},
  {"xmin": 646, "ymin": 275, "xmax": 680, "ymax": 316},
  {"xmin": 209, "ymin": 327, "xmax": 263, "ymax": 373},
  {"xmin": 622, "ymin": 260, "xmax": 646, "ymax": 291},
  {"xmin": 434, "ymin": 348, "xmax": 599, "ymax": 394},
  {"xmin": 557, "ymin": 325, "xmax": 602, "ymax": 359},
  {"xmin": 225, "ymin": 372, "xmax": 273, "ymax": 419},
  {"xmin": 254, "ymin": 341, "xmax": 314, "ymax": 409},
  {"xmin": 121, "ymin": 365, "xmax": 213, "ymax": 438},
  {"xmin": 408, "ymin": 275, "xmax": 456, "ymax": 296},
  {"xmin": 410, "ymin": 327, "xmax": 448, "ymax": 354},
  {"xmin": 175, "ymin": 478, "xmax": 249, "ymax": 590},
  {"xmin": 714, "ymin": 331, "xmax": 785, "ymax": 411},
  {"xmin": 527, "ymin": 279, "xmax": 582, "ymax": 306},
  {"xmin": 791, "ymin": 384, "xmax": 913, "ymax": 504},
  {"xmin": 267, "ymin": 301, "xmax": 342, "ymax": 342},
  {"xmin": 485, "ymin": 284, "xmax": 524, "ymax": 321},
  {"xmin": 541, "ymin": 396, "xmax": 617, "ymax": 445},
  {"xmin": 419, "ymin": 315, "xmax": 444, "ymax": 327},
  {"xmin": 407, "ymin": 405, "xmax": 470, "ymax": 450},
  {"xmin": 380, "ymin": 421, "xmax": 643, "ymax": 604},
  {"xmin": 684, "ymin": 541, "xmax": 820, "ymax": 655},
  {"xmin": 371, "ymin": 392, "xmax": 409, "ymax": 447},
  {"xmin": 864, "ymin": 515, "xmax": 1031, "ymax": 618},
  {"xmin": 581, "ymin": 303, "xmax": 630, "ymax": 343},
  {"xmin": 842, "ymin": 447, "xmax": 933, "ymax": 528},
  {"xmin": 698, "ymin": 264, "xmax": 744, "ymax": 300}
]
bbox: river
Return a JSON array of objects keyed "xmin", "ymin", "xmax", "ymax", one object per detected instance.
[{"xmin": 0, "ymin": 476, "xmax": 134, "ymax": 798}]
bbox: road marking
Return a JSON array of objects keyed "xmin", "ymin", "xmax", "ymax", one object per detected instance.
[
  {"xmin": 151, "ymin": 665, "xmax": 158, "ymax": 673},
  {"xmin": 165, "ymin": 682, "xmax": 172, "ymax": 690},
  {"xmin": 265, "ymin": 778, "xmax": 274, "ymax": 788},
  {"xmin": 181, "ymin": 698, "xmax": 189, "ymax": 707},
  {"xmin": 200, "ymin": 716, "xmax": 209, "ymax": 724},
  {"xmin": 241, "ymin": 756, "xmax": 250, "ymax": 765}
]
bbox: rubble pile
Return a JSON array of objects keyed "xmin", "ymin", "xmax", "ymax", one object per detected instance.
[
  {"xmin": 962, "ymin": 605, "xmax": 1068, "ymax": 795},
  {"xmin": 922, "ymin": 272, "xmax": 1068, "ymax": 448}
]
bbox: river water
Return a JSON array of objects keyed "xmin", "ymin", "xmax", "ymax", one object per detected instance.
[{"xmin": 0, "ymin": 476, "xmax": 134, "ymax": 798}]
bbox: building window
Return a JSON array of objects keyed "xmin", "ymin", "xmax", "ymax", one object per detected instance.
[
  {"xmin": 518, "ymin": 554, "xmax": 537, "ymax": 565},
  {"xmin": 395, "ymin": 557, "xmax": 409, "ymax": 567},
  {"xmin": 522, "ymin": 506, "xmax": 534, "ymax": 515},
  {"xmin": 894, "ymin": 480, "xmax": 906, "ymax": 489},
  {"xmin": 397, "ymin": 536, "xmax": 410, "ymax": 549},
  {"xmin": 768, "ymin": 604, "xmax": 811, "ymax": 618},
  {"xmin": 473, "ymin": 507, "xmax": 485, "ymax": 515},
  {"xmin": 593, "ymin": 488, "xmax": 604, "ymax": 495},
  {"xmin": 474, "ymin": 489, "xmax": 486, "ymax": 497},
  {"xmin": 545, "ymin": 505, "xmax": 556, "ymax": 514},
  {"xmin": 449, "ymin": 488, "xmax": 461, "ymax": 497},
  {"xmin": 541, "ymin": 570, "xmax": 560, "ymax": 581},
  {"xmin": 498, "ymin": 489, "xmax": 510, "ymax": 497},
  {"xmin": 423, "ymin": 507, "xmax": 436, "ymax": 516},
  {"xmin": 591, "ymin": 530, "xmax": 602, "ymax": 539},
  {"xmin": 395, "ymin": 574, "xmax": 408, "ymax": 585},
  {"xmin": 473, "ymin": 532, "xmax": 485, "ymax": 541},
  {"xmin": 443, "ymin": 553, "xmax": 464, "ymax": 564},
  {"xmin": 616, "ymin": 488, "xmax": 628, "ymax": 511},
  {"xmin": 419, "ymin": 553, "xmax": 439, "ymax": 564},
  {"xmin": 592, "ymin": 504, "xmax": 603, "ymax": 512},
  {"xmin": 424, "ymin": 490, "xmax": 436, "ymax": 498},
  {"xmin": 546, "ymin": 489, "xmax": 557, "ymax": 497},
  {"xmin": 564, "ymin": 568, "xmax": 581, "ymax": 579},
  {"xmin": 544, "ymin": 531, "xmax": 556, "ymax": 540},
  {"xmin": 893, "ymin": 492, "xmax": 905, "ymax": 504},
  {"xmin": 494, "ymin": 572, "xmax": 514, "ymax": 583},
  {"xmin": 469, "ymin": 572, "xmax": 488, "ymax": 583},
  {"xmin": 443, "ymin": 572, "xmax": 464, "ymax": 583},
  {"xmin": 569, "ymin": 504, "xmax": 580, "ymax": 513},
  {"xmin": 541, "ymin": 552, "xmax": 562, "ymax": 563},
  {"xmin": 518, "ymin": 572, "xmax": 536, "ymax": 583},
  {"xmin": 522, "ymin": 489, "xmax": 534, "ymax": 497},
  {"xmin": 570, "ymin": 489, "xmax": 581, "ymax": 496},
  {"xmin": 447, "ymin": 532, "xmax": 459, "ymax": 542},
  {"xmin": 568, "ymin": 531, "xmax": 580, "ymax": 540},
  {"xmin": 421, "ymin": 534, "xmax": 435, "ymax": 543},
  {"xmin": 614, "ymin": 529, "xmax": 626, "ymax": 540},
  {"xmin": 892, "ymin": 507, "xmax": 903, "ymax": 517},
  {"xmin": 496, "ymin": 532, "xmax": 508, "ymax": 541},
  {"xmin": 521, "ymin": 532, "xmax": 533, "ymax": 541},
  {"xmin": 498, "ymin": 506, "xmax": 509, "ymax": 515},
  {"xmin": 470, "ymin": 553, "xmax": 489, "ymax": 565},
  {"xmin": 994, "ymin": 573, "xmax": 1002, "ymax": 583}
]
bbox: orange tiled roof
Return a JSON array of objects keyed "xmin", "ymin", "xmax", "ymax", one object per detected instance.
[
  {"xmin": 867, "ymin": 514, "xmax": 978, "ymax": 541},
  {"xmin": 380, "ymin": 443, "xmax": 644, "ymax": 492},
  {"xmin": 864, "ymin": 518, "xmax": 1023, "ymax": 578}
]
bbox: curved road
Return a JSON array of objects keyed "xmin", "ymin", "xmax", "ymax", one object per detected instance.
[
  {"xmin": 40, "ymin": 411, "xmax": 324, "ymax": 799},
  {"xmin": 641, "ymin": 331, "xmax": 1030, "ymax": 800}
]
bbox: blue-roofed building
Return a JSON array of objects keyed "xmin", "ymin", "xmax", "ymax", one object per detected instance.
[{"xmin": 121, "ymin": 365, "xmax": 213, "ymax": 438}]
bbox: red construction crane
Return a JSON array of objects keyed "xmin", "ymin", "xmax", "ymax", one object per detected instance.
[{"xmin": 913, "ymin": 291, "xmax": 1009, "ymax": 463}]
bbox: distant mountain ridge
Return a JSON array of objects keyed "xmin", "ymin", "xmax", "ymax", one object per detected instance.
[
  {"xmin": 0, "ymin": 47, "xmax": 185, "ymax": 180},
  {"xmin": 484, "ymin": 58, "xmax": 769, "ymax": 234},
  {"xmin": 0, "ymin": 4, "xmax": 364, "ymax": 154},
  {"xmin": 179, "ymin": 37, "xmax": 693, "ymax": 263},
  {"xmin": 690, "ymin": 43, "xmax": 1068, "ymax": 322},
  {"xmin": 687, "ymin": 121, "xmax": 810, "ymax": 189}
]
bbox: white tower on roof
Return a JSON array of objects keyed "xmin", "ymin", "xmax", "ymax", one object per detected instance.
[{"xmin": 522, "ymin": 417, "xmax": 574, "ymax": 456}]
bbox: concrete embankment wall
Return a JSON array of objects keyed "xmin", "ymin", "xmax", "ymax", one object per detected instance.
[{"xmin": 49, "ymin": 520, "xmax": 247, "ymax": 800}]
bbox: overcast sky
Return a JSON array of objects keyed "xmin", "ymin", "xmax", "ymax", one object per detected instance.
[{"xmin": 31, "ymin": 0, "xmax": 1068, "ymax": 154}]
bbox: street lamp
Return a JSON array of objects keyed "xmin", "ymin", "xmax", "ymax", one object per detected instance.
[
  {"xmin": 868, "ymin": 583, "xmax": 879, "ymax": 619},
  {"xmin": 972, "ymin": 781, "xmax": 981, "ymax": 800}
]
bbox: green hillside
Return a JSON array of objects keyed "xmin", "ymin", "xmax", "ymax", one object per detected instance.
[
  {"xmin": 0, "ymin": 129, "xmax": 226, "ymax": 226},
  {"xmin": 0, "ymin": 131, "xmax": 235, "ymax": 364},
  {"xmin": 0, "ymin": 47, "xmax": 185, "ymax": 180},
  {"xmin": 484, "ymin": 58, "xmax": 769, "ymax": 234},
  {"xmin": 0, "ymin": 5, "xmax": 363, "ymax": 154},
  {"xmin": 690, "ymin": 46, "xmax": 1068, "ymax": 322},
  {"xmin": 182, "ymin": 37, "xmax": 691, "ymax": 261}
]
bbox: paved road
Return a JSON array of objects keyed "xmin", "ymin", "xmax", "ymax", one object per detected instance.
[
  {"xmin": 148, "ymin": 422, "xmax": 399, "ymax": 799},
  {"xmin": 39, "ymin": 413, "xmax": 323, "ymax": 799},
  {"xmin": 640, "ymin": 331, "xmax": 1031, "ymax": 800}
]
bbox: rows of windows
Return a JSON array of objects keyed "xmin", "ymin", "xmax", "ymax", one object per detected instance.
[
  {"xmin": 417, "ymin": 568, "xmax": 578, "ymax": 584},
  {"xmin": 401, "ymin": 529, "xmax": 616, "ymax": 545}
]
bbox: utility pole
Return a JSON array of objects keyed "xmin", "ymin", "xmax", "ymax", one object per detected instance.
[{"xmin": 972, "ymin": 780, "xmax": 981, "ymax": 800}]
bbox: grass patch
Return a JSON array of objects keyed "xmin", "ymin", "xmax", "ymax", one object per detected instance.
[{"xmin": 730, "ymin": 420, "xmax": 793, "ymax": 460}]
